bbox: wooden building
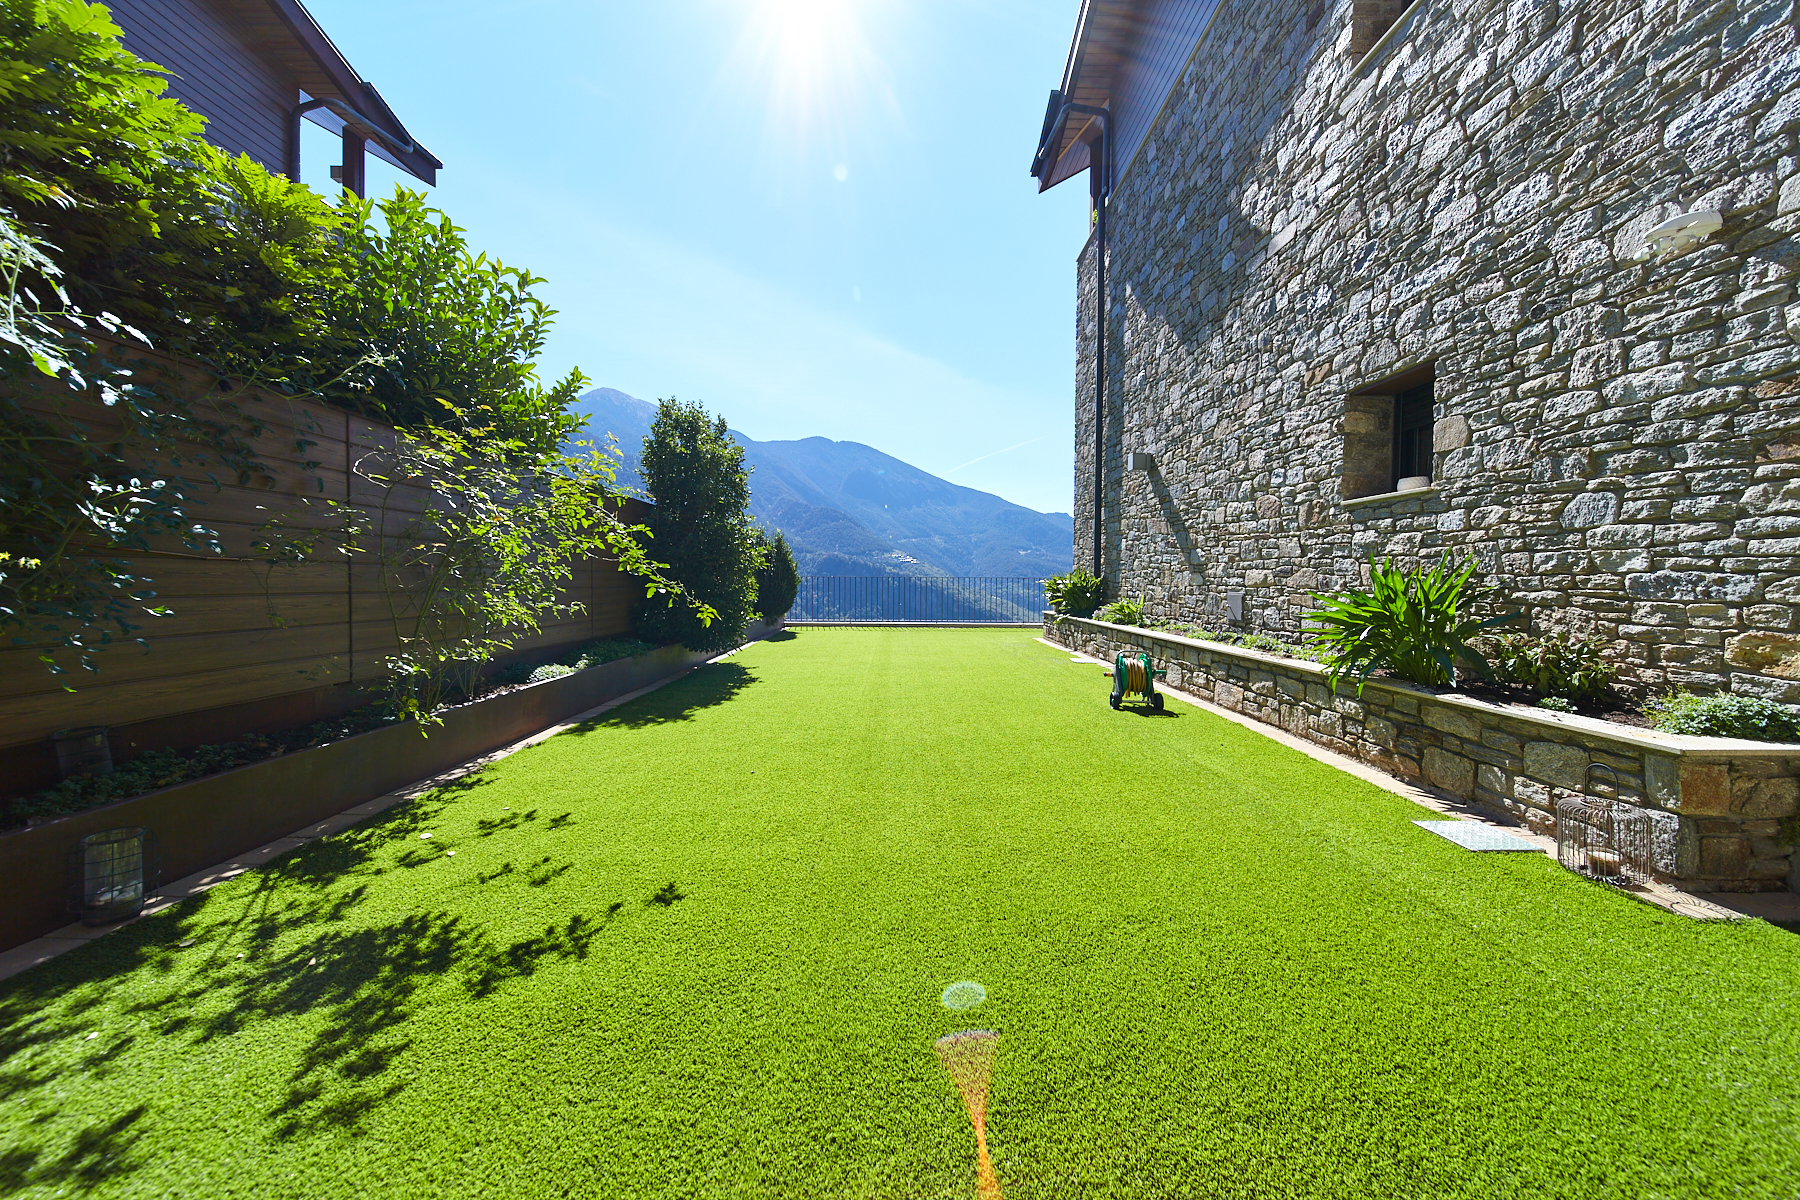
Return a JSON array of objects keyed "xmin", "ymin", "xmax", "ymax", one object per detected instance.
[{"xmin": 107, "ymin": 0, "xmax": 440, "ymax": 195}]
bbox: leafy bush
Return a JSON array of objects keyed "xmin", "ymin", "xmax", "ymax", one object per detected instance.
[
  {"xmin": 330, "ymin": 425, "xmax": 685, "ymax": 725},
  {"xmin": 1043, "ymin": 569, "xmax": 1105, "ymax": 618},
  {"xmin": 0, "ymin": 0, "xmax": 206, "ymax": 290},
  {"xmin": 528, "ymin": 663, "xmax": 576, "ymax": 684},
  {"xmin": 563, "ymin": 637, "xmax": 656, "ymax": 669},
  {"xmin": 307, "ymin": 192, "xmax": 586, "ymax": 454},
  {"xmin": 753, "ymin": 528, "xmax": 800, "ymax": 620},
  {"xmin": 1536, "ymin": 696, "xmax": 1575, "ymax": 713},
  {"xmin": 490, "ymin": 660, "xmax": 537, "ymax": 686},
  {"xmin": 1097, "ymin": 594, "xmax": 1145, "ymax": 625},
  {"xmin": 0, "ymin": 3, "xmax": 706, "ymax": 693},
  {"xmin": 1307, "ymin": 555, "xmax": 1518, "ymax": 692},
  {"xmin": 632, "ymin": 399, "xmax": 757, "ymax": 653},
  {"xmin": 1487, "ymin": 632, "xmax": 1615, "ymax": 701},
  {"xmin": 1646, "ymin": 693, "xmax": 1800, "ymax": 742},
  {"xmin": 7, "ymin": 701, "xmax": 402, "ymax": 827}
]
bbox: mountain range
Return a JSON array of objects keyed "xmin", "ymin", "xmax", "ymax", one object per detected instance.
[{"xmin": 572, "ymin": 388, "xmax": 1073, "ymax": 579}]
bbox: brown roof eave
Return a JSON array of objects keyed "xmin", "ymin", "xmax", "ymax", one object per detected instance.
[
  {"xmin": 1031, "ymin": 0, "xmax": 1137, "ymax": 193},
  {"xmin": 234, "ymin": 0, "xmax": 442, "ymax": 184}
]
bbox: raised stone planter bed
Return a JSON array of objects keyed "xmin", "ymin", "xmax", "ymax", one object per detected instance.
[
  {"xmin": 0, "ymin": 623, "xmax": 778, "ymax": 951},
  {"xmin": 1046, "ymin": 614, "xmax": 1800, "ymax": 894}
]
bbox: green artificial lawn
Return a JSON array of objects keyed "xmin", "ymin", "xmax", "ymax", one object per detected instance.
[{"xmin": 5, "ymin": 628, "xmax": 1800, "ymax": 1199}]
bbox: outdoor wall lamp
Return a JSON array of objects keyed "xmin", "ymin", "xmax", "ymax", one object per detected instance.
[
  {"xmin": 1635, "ymin": 209, "xmax": 1723, "ymax": 260},
  {"xmin": 1127, "ymin": 452, "xmax": 1155, "ymax": 471}
]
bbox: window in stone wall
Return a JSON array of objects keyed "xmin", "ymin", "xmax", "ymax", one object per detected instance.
[
  {"xmin": 1349, "ymin": 0, "xmax": 1411, "ymax": 60},
  {"xmin": 1341, "ymin": 361, "xmax": 1435, "ymax": 501},
  {"xmin": 1392, "ymin": 383, "xmax": 1434, "ymax": 489}
]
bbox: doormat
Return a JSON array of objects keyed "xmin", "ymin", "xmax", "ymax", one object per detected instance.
[{"xmin": 1413, "ymin": 820, "xmax": 1538, "ymax": 852}]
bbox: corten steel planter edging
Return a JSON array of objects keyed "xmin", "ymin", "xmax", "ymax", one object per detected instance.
[
  {"xmin": 1046, "ymin": 614, "xmax": 1800, "ymax": 892},
  {"xmin": 0, "ymin": 630, "xmax": 773, "ymax": 953}
]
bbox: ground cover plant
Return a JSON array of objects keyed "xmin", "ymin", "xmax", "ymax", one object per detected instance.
[
  {"xmin": 1150, "ymin": 620, "xmax": 1327, "ymax": 663},
  {"xmin": 6, "ymin": 636, "xmax": 663, "ymax": 827},
  {"xmin": 3, "ymin": 628, "xmax": 1799, "ymax": 1198},
  {"xmin": 1647, "ymin": 691, "xmax": 1800, "ymax": 742}
]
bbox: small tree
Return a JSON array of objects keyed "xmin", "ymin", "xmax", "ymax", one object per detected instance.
[
  {"xmin": 754, "ymin": 528, "xmax": 800, "ymax": 620},
  {"xmin": 634, "ymin": 399, "xmax": 759, "ymax": 652}
]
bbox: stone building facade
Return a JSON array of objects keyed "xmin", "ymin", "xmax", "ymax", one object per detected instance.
[{"xmin": 1041, "ymin": 0, "xmax": 1800, "ymax": 701}]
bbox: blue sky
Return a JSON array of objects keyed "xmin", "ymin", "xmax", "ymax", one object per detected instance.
[{"xmin": 299, "ymin": 0, "xmax": 1089, "ymax": 515}]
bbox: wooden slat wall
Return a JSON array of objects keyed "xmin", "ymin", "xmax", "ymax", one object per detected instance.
[
  {"xmin": 1, "ymin": 356, "xmax": 650, "ymax": 776},
  {"xmin": 109, "ymin": 0, "xmax": 294, "ymax": 172}
]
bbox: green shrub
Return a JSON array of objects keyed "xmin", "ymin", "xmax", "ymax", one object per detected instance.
[
  {"xmin": 1536, "ymin": 696, "xmax": 1575, "ymax": 713},
  {"xmin": 563, "ymin": 637, "xmax": 656, "ymax": 669},
  {"xmin": 1646, "ymin": 693, "xmax": 1800, "ymax": 742},
  {"xmin": 309, "ymin": 191, "xmax": 585, "ymax": 454},
  {"xmin": 0, "ymin": 0, "xmax": 206, "ymax": 290},
  {"xmin": 0, "ymin": 2, "xmax": 702, "ymax": 691},
  {"xmin": 1043, "ymin": 569, "xmax": 1105, "ymax": 618},
  {"xmin": 632, "ymin": 399, "xmax": 757, "ymax": 653},
  {"xmin": 1488, "ymin": 632, "xmax": 1615, "ymax": 701},
  {"xmin": 1307, "ymin": 555, "xmax": 1518, "ymax": 692},
  {"xmin": 528, "ymin": 663, "xmax": 576, "ymax": 684},
  {"xmin": 753, "ymin": 528, "xmax": 800, "ymax": 620},
  {"xmin": 7, "ymin": 701, "xmax": 401, "ymax": 826},
  {"xmin": 1097, "ymin": 594, "xmax": 1145, "ymax": 625}
]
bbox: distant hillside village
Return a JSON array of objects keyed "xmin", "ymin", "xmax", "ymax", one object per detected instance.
[{"xmin": 574, "ymin": 388, "xmax": 1075, "ymax": 579}]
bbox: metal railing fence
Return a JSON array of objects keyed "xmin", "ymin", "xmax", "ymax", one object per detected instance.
[{"xmin": 790, "ymin": 576, "xmax": 1047, "ymax": 623}]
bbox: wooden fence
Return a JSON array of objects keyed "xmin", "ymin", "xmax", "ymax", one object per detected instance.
[{"xmin": 1, "ymin": 346, "xmax": 649, "ymax": 796}]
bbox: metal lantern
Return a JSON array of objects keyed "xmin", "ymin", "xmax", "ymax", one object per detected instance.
[
  {"xmin": 1555, "ymin": 798, "xmax": 1650, "ymax": 885},
  {"xmin": 72, "ymin": 827, "xmax": 156, "ymax": 925}
]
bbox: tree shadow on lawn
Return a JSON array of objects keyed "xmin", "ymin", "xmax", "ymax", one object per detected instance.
[
  {"xmin": 574, "ymin": 661, "xmax": 758, "ymax": 731},
  {"xmin": 763, "ymin": 630, "xmax": 798, "ymax": 642},
  {"xmin": 2, "ymin": 848, "xmax": 630, "ymax": 1166},
  {"xmin": 0, "ymin": 1103, "xmax": 149, "ymax": 1193}
]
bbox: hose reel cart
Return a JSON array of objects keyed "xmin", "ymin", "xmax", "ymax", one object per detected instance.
[{"xmin": 1108, "ymin": 651, "xmax": 1166, "ymax": 711}]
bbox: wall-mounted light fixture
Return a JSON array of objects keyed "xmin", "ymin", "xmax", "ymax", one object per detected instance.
[
  {"xmin": 1635, "ymin": 209, "xmax": 1723, "ymax": 260},
  {"xmin": 1126, "ymin": 452, "xmax": 1155, "ymax": 471}
]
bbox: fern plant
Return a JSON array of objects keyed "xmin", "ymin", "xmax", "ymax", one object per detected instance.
[{"xmin": 1307, "ymin": 555, "xmax": 1518, "ymax": 692}]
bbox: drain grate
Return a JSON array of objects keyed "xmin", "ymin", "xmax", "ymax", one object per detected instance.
[{"xmin": 1413, "ymin": 820, "xmax": 1538, "ymax": 852}]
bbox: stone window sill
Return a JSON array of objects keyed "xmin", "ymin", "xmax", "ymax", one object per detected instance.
[{"xmin": 1342, "ymin": 485, "xmax": 1440, "ymax": 510}]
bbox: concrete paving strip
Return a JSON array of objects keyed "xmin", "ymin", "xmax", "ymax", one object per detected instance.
[
  {"xmin": 0, "ymin": 648, "xmax": 748, "ymax": 985},
  {"xmin": 1045, "ymin": 639, "xmax": 1767, "ymax": 925}
]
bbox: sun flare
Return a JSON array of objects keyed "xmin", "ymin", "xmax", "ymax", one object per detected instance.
[{"xmin": 725, "ymin": 0, "xmax": 895, "ymax": 163}]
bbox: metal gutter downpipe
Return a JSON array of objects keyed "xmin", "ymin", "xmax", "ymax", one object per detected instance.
[{"xmin": 1033, "ymin": 102, "xmax": 1112, "ymax": 580}]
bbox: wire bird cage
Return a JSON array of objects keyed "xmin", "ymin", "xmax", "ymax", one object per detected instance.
[
  {"xmin": 70, "ymin": 827, "xmax": 157, "ymax": 926},
  {"xmin": 1555, "ymin": 798, "xmax": 1651, "ymax": 885}
]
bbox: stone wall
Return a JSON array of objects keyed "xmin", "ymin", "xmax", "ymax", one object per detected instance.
[
  {"xmin": 1072, "ymin": 0, "xmax": 1800, "ymax": 702},
  {"xmin": 1046, "ymin": 614, "xmax": 1800, "ymax": 892}
]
